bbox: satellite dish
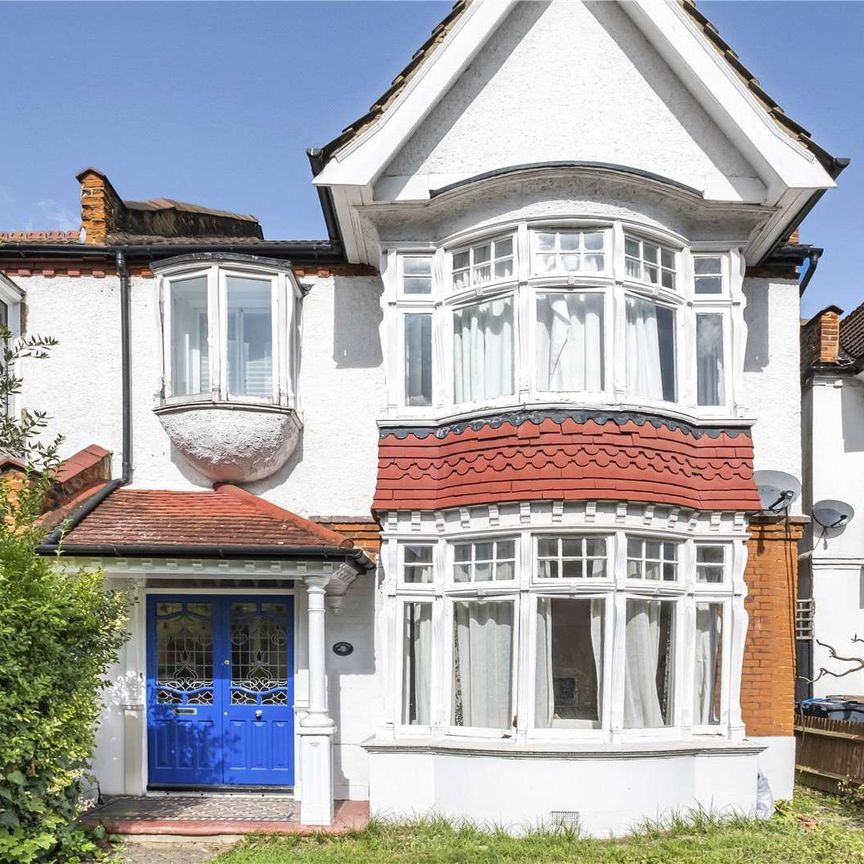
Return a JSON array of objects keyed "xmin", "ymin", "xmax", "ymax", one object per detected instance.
[
  {"xmin": 754, "ymin": 470, "xmax": 801, "ymax": 514},
  {"xmin": 812, "ymin": 499, "xmax": 855, "ymax": 530}
]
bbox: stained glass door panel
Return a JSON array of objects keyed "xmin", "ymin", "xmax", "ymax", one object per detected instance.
[
  {"xmin": 147, "ymin": 600, "xmax": 220, "ymax": 785},
  {"xmin": 223, "ymin": 600, "xmax": 295, "ymax": 785}
]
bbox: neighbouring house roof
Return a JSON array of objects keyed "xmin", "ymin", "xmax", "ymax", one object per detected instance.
[
  {"xmin": 840, "ymin": 301, "xmax": 864, "ymax": 361},
  {"xmin": 315, "ymin": 0, "xmax": 839, "ymax": 175},
  {"xmin": 0, "ymin": 231, "xmax": 80, "ymax": 244}
]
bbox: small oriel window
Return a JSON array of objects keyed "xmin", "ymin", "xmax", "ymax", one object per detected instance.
[
  {"xmin": 452, "ymin": 236, "xmax": 514, "ymax": 291},
  {"xmin": 161, "ymin": 259, "xmax": 300, "ymax": 406},
  {"xmin": 624, "ymin": 236, "xmax": 676, "ymax": 289},
  {"xmin": 453, "ymin": 539, "xmax": 516, "ymax": 582},
  {"xmin": 533, "ymin": 230, "xmax": 606, "ymax": 276},
  {"xmin": 536, "ymin": 536, "xmax": 607, "ymax": 579}
]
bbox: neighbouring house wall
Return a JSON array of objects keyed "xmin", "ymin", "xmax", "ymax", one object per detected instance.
[
  {"xmin": 11, "ymin": 269, "xmax": 385, "ymax": 518},
  {"xmin": 805, "ymin": 374, "xmax": 864, "ymax": 697},
  {"xmin": 741, "ymin": 518, "xmax": 803, "ymax": 799}
]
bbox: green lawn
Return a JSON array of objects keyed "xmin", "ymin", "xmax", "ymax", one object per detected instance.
[{"xmin": 214, "ymin": 788, "xmax": 864, "ymax": 864}]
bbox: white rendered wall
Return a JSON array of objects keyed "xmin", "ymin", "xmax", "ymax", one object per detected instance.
[
  {"xmin": 15, "ymin": 272, "xmax": 385, "ymax": 519},
  {"xmin": 805, "ymin": 375, "xmax": 864, "ymax": 697},
  {"xmin": 742, "ymin": 277, "xmax": 803, "ymax": 494},
  {"xmin": 751, "ymin": 736, "xmax": 795, "ymax": 801},
  {"xmin": 379, "ymin": 0, "xmax": 763, "ymax": 203},
  {"xmin": 368, "ymin": 745, "xmax": 760, "ymax": 836}
]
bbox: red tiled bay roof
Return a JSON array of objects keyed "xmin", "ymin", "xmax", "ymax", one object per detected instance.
[
  {"xmin": 375, "ymin": 412, "xmax": 761, "ymax": 513},
  {"xmin": 63, "ymin": 483, "xmax": 356, "ymax": 550}
]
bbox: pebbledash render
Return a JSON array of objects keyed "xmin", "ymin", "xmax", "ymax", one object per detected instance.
[{"xmin": 0, "ymin": 0, "xmax": 845, "ymax": 836}]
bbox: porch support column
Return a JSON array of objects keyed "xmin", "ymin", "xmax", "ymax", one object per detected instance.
[{"xmin": 298, "ymin": 575, "xmax": 335, "ymax": 826}]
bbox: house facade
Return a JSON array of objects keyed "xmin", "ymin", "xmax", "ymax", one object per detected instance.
[
  {"xmin": 799, "ymin": 306, "xmax": 864, "ymax": 699},
  {"xmin": 0, "ymin": 0, "xmax": 844, "ymax": 836}
]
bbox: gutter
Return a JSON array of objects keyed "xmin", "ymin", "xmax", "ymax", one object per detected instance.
[
  {"xmin": 38, "ymin": 542, "xmax": 374, "ymax": 573},
  {"xmin": 0, "ymin": 241, "xmax": 344, "ymax": 264},
  {"xmin": 38, "ymin": 250, "xmax": 133, "ymax": 550}
]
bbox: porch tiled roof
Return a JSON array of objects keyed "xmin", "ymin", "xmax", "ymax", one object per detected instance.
[
  {"xmin": 63, "ymin": 483, "xmax": 356, "ymax": 550},
  {"xmin": 0, "ymin": 230, "xmax": 80, "ymax": 245}
]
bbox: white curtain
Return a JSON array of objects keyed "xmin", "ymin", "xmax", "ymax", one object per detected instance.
[
  {"xmin": 535, "ymin": 598, "xmax": 555, "ymax": 728},
  {"xmin": 453, "ymin": 298, "xmax": 514, "ymax": 403},
  {"xmin": 624, "ymin": 599, "xmax": 665, "ymax": 728},
  {"xmin": 625, "ymin": 297, "xmax": 663, "ymax": 400},
  {"xmin": 453, "ymin": 601, "xmax": 513, "ymax": 729},
  {"xmin": 694, "ymin": 604, "xmax": 722, "ymax": 725},
  {"xmin": 536, "ymin": 293, "xmax": 603, "ymax": 391},
  {"xmin": 402, "ymin": 603, "xmax": 432, "ymax": 725},
  {"xmin": 534, "ymin": 598, "xmax": 604, "ymax": 728},
  {"xmin": 696, "ymin": 314, "xmax": 725, "ymax": 406}
]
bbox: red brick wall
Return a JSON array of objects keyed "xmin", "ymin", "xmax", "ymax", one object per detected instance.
[{"xmin": 741, "ymin": 517, "xmax": 804, "ymax": 737}]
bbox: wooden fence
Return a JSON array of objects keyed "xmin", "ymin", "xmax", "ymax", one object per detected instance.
[{"xmin": 795, "ymin": 712, "xmax": 864, "ymax": 791}]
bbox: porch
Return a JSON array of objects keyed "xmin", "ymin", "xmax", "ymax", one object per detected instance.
[{"xmin": 83, "ymin": 795, "xmax": 369, "ymax": 836}]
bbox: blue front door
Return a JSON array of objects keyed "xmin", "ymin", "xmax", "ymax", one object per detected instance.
[{"xmin": 147, "ymin": 595, "xmax": 295, "ymax": 787}]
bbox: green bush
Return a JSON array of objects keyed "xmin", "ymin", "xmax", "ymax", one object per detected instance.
[{"xmin": 0, "ymin": 332, "xmax": 131, "ymax": 862}]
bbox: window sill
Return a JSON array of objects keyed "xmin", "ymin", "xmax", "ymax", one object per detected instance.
[{"xmin": 362, "ymin": 736, "xmax": 764, "ymax": 759}]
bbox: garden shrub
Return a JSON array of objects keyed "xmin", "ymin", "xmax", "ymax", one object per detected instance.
[{"xmin": 0, "ymin": 332, "xmax": 131, "ymax": 862}]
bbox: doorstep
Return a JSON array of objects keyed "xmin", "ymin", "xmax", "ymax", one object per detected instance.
[{"xmin": 83, "ymin": 796, "xmax": 368, "ymax": 836}]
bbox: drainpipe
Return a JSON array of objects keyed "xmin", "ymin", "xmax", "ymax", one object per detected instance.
[
  {"xmin": 37, "ymin": 251, "xmax": 132, "ymax": 551},
  {"xmin": 798, "ymin": 248, "xmax": 823, "ymax": 297}
]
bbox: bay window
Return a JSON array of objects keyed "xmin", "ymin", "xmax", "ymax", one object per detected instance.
[
  {"xmin": 393, "ymin": 530, "xmax": 737, "ymax": 738},
  {"xmin": 391, "ymin": 226, "xmax": 738, "ymax": 415},
  {"xmin": 453, "ymin": 298, "xmax": 514, "ymax": 404},
  {"xmin": 160, "ymin": 259, "xmax": 300, "ymax": 407}
]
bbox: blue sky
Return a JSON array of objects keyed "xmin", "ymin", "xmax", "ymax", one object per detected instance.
[{"xmin": 0, "ymin": 1, "xmax": 860, "ymax": 315}]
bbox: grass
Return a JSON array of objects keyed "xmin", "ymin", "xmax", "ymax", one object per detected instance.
[{"xmin": 213, "ymin": 787, "xmax": 864, "ymax": 863}]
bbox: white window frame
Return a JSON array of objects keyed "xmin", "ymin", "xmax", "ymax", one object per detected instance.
[
  {"xmin": 0, "ymin": 274, "xmax": 23, "ymax": 419},
  {"xmin": 451, "ymin": 537, "xmax": 519, "ymax": 586},
  {"xmin": 533, "ymin": 534, "xmax": 612, "ymax": 583},
  {"xmin": 158, "ymin": 261, "xmax": 300, "ymax": 408},
  {"xmin": 692, "ymin": 253, "xmax": 728, "ymax": 297},
  {"xmin": 623, "ymin": 234, "xmax": 678, "ymax": 290},
  {"xmin": 398, "ymin": 253, "xmax": 434, "ymax": 297},
  {"xmin": 450, "ymin": 234, "xmax": 516, "ymax": 293},
  {"xmin": 397, "ymin": 596, "xmax": 436, "ymax": 734}
]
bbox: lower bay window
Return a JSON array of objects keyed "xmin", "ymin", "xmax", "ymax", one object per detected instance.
[{"xmin": 393, "ymin": 530, "xmax": 737, "ymax": 740}]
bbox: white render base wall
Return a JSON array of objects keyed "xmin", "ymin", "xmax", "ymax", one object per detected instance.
[
  {"xmin": 367, "ymin": 741, "xmax": 763, "ymax": 837},
  {"xmin": 750, "ymin": 735, "xmax": 795, "ymax": 801}
]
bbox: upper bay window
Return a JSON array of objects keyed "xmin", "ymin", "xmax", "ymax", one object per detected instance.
[
  {"xmin": 160, "ymin": 258, "xmax": 302, "ymax": 407},
  {"xmin": 390, "ymin": 223, "xmax": 736, "ymax": 416}
]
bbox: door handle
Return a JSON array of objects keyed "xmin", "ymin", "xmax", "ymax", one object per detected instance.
[{"xmin": 255, "ymin": 709, "xmax": 263, "ymax": 720}]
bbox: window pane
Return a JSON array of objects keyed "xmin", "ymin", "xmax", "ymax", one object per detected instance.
[
  {"xmin": 697, "ymin": 314, "xmax": 725, "ymax": 406},
  {"xmin": 695, "ymin": 276, "xmax": 723, "ymax": 295},
  {"xmin": 171, "ymin": 276, "xmax": 209, "ymax": 397},
  {"xmin": 496, "ymin": 237, "xmax": 513, "ymax": 258},
  {"xmin": 535, "ymin": 598, "xmax": 604, "ymax": 728},
  {"xmin": 453, "ymin": 298, "xmax": 514, "ymax": 403},
  {"xmin": 694, "ymin": 256, "xmax": 721, "ymax": 275},
  {"xmin": 697, "ymin": 545, "xmax": 726, "ymax": 584},
  {"xmin": 226, "ymin": 276, "xmax": 272, "ymax": 399},
  {"xmin": 452, "ymin": 601, "xmax": 513, "ymax": 728},
  {"xmin": 403, "ymin": 545, "xmax": 433, "ymax": 583},
  {"xmin": 536, "ymin": 293, "xmax": 604, "ymax": 391},
  {"xmin": 404, "ymin": 256, "xmax": 432, "ymax": 275},
  {"xmin": 404, "ymin": 313, "xmax": 432, "ymax": 407},
  {"xmin": 402, "ymin": 603, "xmax": 432, "ymax": 725},
  {"xmin": 536, "ymin": 233, "xmax": 556, "ymax": 252},
  {"xmin": 584, "ymin": 232, "xmax": 604, "ymax": 251},
  {"xmin": 624, "ymin": 599, "xmax": 674, "ymax": 727},
  {"xmin": 694, "ymin": 603, "xmax": 723, "ymax": 725},
  {"xmin": 625, "ymin": 297, "xmax": 676, "ymax": 402}
]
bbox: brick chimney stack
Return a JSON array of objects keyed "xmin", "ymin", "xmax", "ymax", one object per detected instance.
[
  {"xmin": 76, "ymin": 168, "xmax": 123, "ymax": 245},
  {"xmin": 800, "ymin": 306, "xmax": 843, "ymax": 369}
]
